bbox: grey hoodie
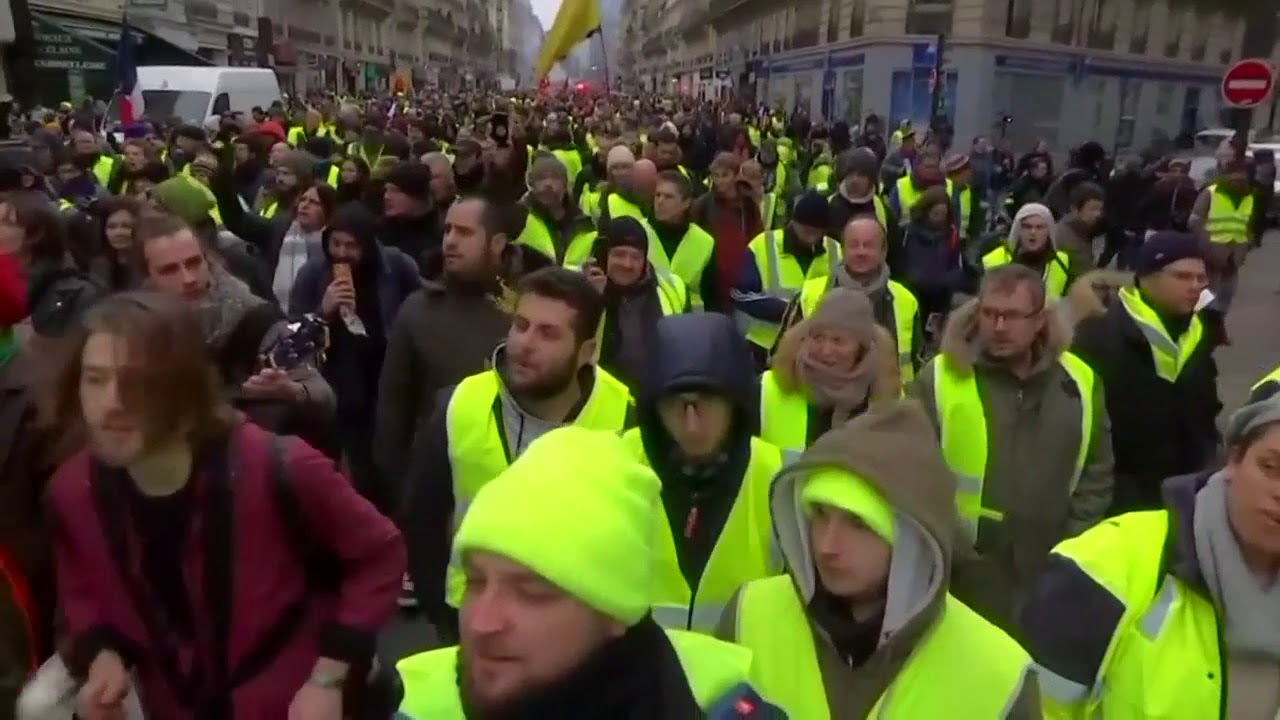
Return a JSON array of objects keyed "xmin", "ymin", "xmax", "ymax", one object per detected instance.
[{"xmin": 717, "ymin": 400, "xmax": 1041, "ymax": 719}]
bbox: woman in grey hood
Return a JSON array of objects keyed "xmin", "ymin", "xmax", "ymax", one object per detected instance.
[{"xmin": 1022, "ymin": 395, "xmax": 1280, "ymax": 718}]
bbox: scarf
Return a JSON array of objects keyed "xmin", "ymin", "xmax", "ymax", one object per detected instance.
[
  {"xmin": 795, "ymin": 330, "xmax": 877, "ymax": 425},
  {"xmin": 1193, "ymin": 471, "xmax": 1280, "ymax": 660},
  {"xmin": 834, "ymin": 263, "xmax": 890, "ymax": 296},
  {"xmin": 196, "ymin": 262, "xmax": 263, "ymax": 350},
  {"xmin": 271, "ymin": 222, "xmax": 323, "ymax": 312}
]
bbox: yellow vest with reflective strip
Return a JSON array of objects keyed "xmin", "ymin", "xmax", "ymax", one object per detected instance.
[
  {"xmin": 1253, "ymin": 366, "xmax": 1280, "ymax": 392},
  {"xmin": 622, "ymin": 430, "xmax": 783, "ymax": 632},
  {"xmin": 442, "ymin": 366, "xmax": 633, "ymax": 606},
  {"xmin": 758, "ymin": 369, "xmax": 809, "ymax": 452},
  {"xmin": 1117, "ymin": 286, "xmax": 1204, "ymax": 383},
  {"xmin": 550, "ymin": 148, "xmax": 583, "ymax": 189},
  {"xmin": 644, "ymin": 218, "xmax": 714, "ymax": 311},
  {"xmin": 1037, "ymin": 510, "xmax": 1220, "ymax": 718},
  {"xmin": 580, "ymin": 187, "xmax": 602, "ymax": 220},
  {"xmin": 953, "ymin": 185, "xmax": 972, "ymax": 239},
  {"xmin": 895, "ymin": 176, "xmax": 954, "ymax": 215},
  {"xmin": 324, "ymin": 164, "xmax": 341, "ymax": 188},
  {"xmin": 515, "ymin": 210, "xmax": 597, "ymax": 266},
  {"xmin": 740, "ymin": 230, "xmax": 840, "ymax": 351},
  {"xmin": 933, "ymin": 351, "xmax": 1095, "ymax": 547},
  {"xmin": 1205, "ymin": 185, "xmax": 1254, "ymax": 244},
  {"xmin": 261, "ymin": 201, "xmax": 279, "ymax": 219},
  {"xmin": 798, "ymin": 277, "xmax": 918, "ymax": 385},
  {"xmin": 92, "ymin": 155, "xmax": 117, "ymax": 187},
  {"xmin": 586, "ymin": 269, "xmax": 689, "ymax": 350},
  {"xmin": 733, "ymin": 574, "xmax": 1032, "ymax": 720},
  {"xmin": 981, "ymin": 246, "xmax": 1071, "ymax": 300},
  {"xmin": 397, "ymin": 630, "xmax": 754, "ymax": 718},
  {"xmin": 826, "ymin": 193, "xmax": 889, "ymax": 231}
]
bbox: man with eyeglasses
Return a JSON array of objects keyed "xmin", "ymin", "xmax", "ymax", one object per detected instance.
[
  {"xmin": 1071, "ymin": 231, "xmax": 1220, "ymax": 515},
  {"xmin": 911, "ymin": 262, "xmax": 1113, "ymax": 633}
]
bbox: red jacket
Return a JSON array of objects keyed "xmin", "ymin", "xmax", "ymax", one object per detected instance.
[{"xmin": 49, "ymin": 421, "xmax": 405, "ymax": 719}]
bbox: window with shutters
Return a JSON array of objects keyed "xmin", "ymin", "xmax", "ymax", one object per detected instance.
[{"xmin": 1129, "ymin": 1, "xmax": 1151, "ymax": 54}]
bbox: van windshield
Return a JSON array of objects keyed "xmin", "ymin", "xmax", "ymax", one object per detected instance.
[{"xmin": 138, "ymin": 90, "xmax": 212, "ymax": 125}]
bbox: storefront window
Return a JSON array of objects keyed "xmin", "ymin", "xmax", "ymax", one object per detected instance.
[{"xmin": 841, "ymin": 69, "xmax": 864, "ymax": 124}]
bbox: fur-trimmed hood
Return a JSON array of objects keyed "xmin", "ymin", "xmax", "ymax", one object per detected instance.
[{"xmin": 938, "ymin": 294, "xmax": 1072, "ymax": 374}]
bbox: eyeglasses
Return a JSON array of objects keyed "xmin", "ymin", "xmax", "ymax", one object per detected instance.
[{"xmin": 979, "ymin": 306, "xmax": 1041, "ymax": 323}]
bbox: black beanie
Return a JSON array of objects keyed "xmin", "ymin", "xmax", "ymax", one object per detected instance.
[
  {"xmin": 1134, "ymin": 231, "xmax": 1206, "ymax": 278},
  {"xmin": 384, "ymin": 160, "xmax": 432, "ymax": 201},
  {"xmin": 603, "ymin": 216, "xmax": 649, "ymax": 255},
  {"xmin": 792, "ymin": 191, "xmax": 830, "ymax": 229}
]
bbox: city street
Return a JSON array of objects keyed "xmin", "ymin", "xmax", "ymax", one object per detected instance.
[
  {"xmin": 1216, "ymin": 229, "xmax": 1280, "ymax": 411},
  {"xmin": 377, "ymin": 230, "xmax": 1280, "ymax": 666}
]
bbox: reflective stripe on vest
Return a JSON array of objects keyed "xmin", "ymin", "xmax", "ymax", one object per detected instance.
[
  {"xmin": 800, "ymin": 277, "xmax": 918, "ymax": 384},
  {"xmin": 760, "ymin": 192, "xmax": 778, "ymax": 232},
  {"xmin": 1205, "ymin": 186, "xmax": 1253, "ymax": 244},
  {"xmin": 397, "ymin": 629, "xmax": 754, "ymax": 718},
  {"xmin": 442, "ymin": 367, "xmax": 633, "ymax": 607},
  {"xmin": 734, "ymin": 575, "xmax": 1031, "ymax": 720},
  {"xmin": 896, "ymin": 176, "xmax": 953, "ymax": 215},
  {"xmin": 624, "ymin": 431, "xmax": 783, "ymax": 633},
  {"xmin": 515, "ymin": 211, "xmax": 596, "ymax": 266},
  {"xmin": 1039, "ymin": 510, "xmax": 1221, "ymax": 717},
  {"xmin": 588, "ymin": 269, "xmax": 688, "ymax": 351},
  {"xmin": 92, "ymin": 155, "xmax": 116, "ymax": 187},
  {"xmin": 1117, "ymin": 286, "xmax": 1204, "ymax": 383},
  {"xmin": 828, "ymin": 192, "xmax": 890, "ymax": 231},
  {"xmin": 738, "ymin": 231, "xmax": 840, "ymax": 350},
  {"xmin": 1253, "ymin": 365, "xmax": 1280, "ymax": 392},
  {"xmin": 261, "ymin": 201, "xmax": 279, "ymax": 219},
  {"xmin": 324, "ymin": 164, "xmax": 341, "ymax": 188},
  {"xmin": 981, "ymin": 246, "xmax": 1071, "ymax": 300},
  {"xmin": 952, "ymin": 185, "xmax": 971, "ymax": 239},
  {"xmin": 759, "ymin": 369, "xmax": 809, "ymax": 452},
  {"xmin": 933, "ymin": 351, "xmax": 1095, "ymax": 546},
  {"xmin": 645, "ymin": 219, "xmax": 714, "ymax": 310}
]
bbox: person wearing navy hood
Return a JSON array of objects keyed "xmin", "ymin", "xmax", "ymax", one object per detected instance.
[
  {"xmin": 1071, "ymin": 230, "xmax": 1220, "ymax": 514},
  {"xmin": 288, "ymin": 203, "xmax": 422, "ymax": 510},
  {"xmin": 381, "ymin": 161, "xmax": 444, "ymax": 275},
  {"xmin": 589, "ymin": 216, "xmax": 692, "ymax": 390},
  {"xmin": 622, "ymin": 312, "xmax": 785, "ymax": 633}
]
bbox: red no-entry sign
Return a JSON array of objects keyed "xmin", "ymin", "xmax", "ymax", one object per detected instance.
[{"xmin": 1222, "ymin": 58, "xmax": 1275, "ymax": 108}]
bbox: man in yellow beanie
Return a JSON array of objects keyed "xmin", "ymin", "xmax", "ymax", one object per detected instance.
[
  {"xmin": 396, "ymin": 427, "xmax": 782, "ymax": 719},
  {"xmin": 716, "ymin": 399, "xmax": 1041, "ymax": 719}
]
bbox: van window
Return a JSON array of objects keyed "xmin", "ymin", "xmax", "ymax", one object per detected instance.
[
  {"xmin": 211, "ymin": 93, "xmax": 230, "ymax": 116},
  {"xmin": 141, "ymin": 90, "xmax": 213, "ymax": 125}
]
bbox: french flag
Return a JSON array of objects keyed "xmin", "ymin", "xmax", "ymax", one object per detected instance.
[{"xmin": 115, "ymin": 16, "xmax": 143, "ymax": 125}]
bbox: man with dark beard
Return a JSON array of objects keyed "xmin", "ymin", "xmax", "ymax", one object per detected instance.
[
  {"xmin": 399, "ymin": 267, "xmax": 635, "ymax": 643},
  {"xmin": 396, "ymin": 428, "xmax": 780, "ymax": 718}
]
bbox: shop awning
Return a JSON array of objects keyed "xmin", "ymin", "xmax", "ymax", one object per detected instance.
[
  {"xmin": 33, "ymin": 12, "xmax": 213, "ymax": 69},
  {"xmin": 32, "ymin": 15, "xmax": 114, "ymax": 72}
]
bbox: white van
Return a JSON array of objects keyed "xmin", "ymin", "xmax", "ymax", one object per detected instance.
[{"xmin": 132, "ymin": 66, "xmax": 282, "ymax": 125}]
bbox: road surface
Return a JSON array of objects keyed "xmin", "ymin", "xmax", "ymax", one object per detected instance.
[
  {"xmin": 1216, "ymin": 229, "xmax": 1280, "ymax": 411},
  {"xmin": 377, "ymin": 229, "xmax": 1280, "ymax": 665}
]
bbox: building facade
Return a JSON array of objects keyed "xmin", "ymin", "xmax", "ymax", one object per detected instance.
[
  {"xmin": 624, "ymin": 0, "xmax": 1278, "ymax": 153},
  {"xmin": 21, "ymin": 0, "xmax": 501, "ymax": 104}
]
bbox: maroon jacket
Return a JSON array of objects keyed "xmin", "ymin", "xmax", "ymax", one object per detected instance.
[{"xmin": 49, "ymin": 421, "xmax": 405, "ymax": 719}]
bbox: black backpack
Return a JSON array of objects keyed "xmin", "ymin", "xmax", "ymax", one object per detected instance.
[{"xmin": 27, "ymin": 268, "xmax": 106, "ymax": 337}]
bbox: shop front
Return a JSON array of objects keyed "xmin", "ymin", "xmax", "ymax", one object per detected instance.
[{"xmin": 29, "ymin": 12, "xmax": 211, "ymax": 106}]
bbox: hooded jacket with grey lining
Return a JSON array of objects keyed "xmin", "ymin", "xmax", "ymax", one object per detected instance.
[{"xmin": 716, "ymin": 400, "xmax": 1041, "ymax": 719}]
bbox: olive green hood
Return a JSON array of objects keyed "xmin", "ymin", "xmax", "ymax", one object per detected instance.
[{"xmin": 770, "ymin": 398, "xmax": 966, "ymax": 639}]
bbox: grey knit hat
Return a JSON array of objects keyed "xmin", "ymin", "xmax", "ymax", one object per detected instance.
[
  {"xmin": 1225, "ymin": 395, "xmax": 1280, "ymax": 448},
  {"xmin": 808, "ymin": 287, "xmax": 878, "ymax": 347}
]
